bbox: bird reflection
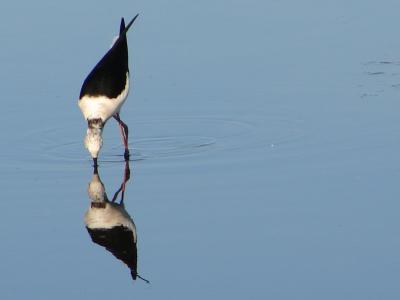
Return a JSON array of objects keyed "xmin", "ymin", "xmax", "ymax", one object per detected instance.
[{"xmin": 84, "ymin": 161, "xmax": 149, "ymax": 283}]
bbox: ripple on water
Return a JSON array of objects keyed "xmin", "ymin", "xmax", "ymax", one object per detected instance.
[
  {"xmin": 23, "ymin": 116, "xmax": 304, "ymax": 165},
  {"xmin": 360, "ymin": 60, "xmax": 400, "ymax": 98}
]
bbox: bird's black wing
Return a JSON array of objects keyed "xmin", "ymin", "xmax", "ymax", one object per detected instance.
[{"xmin": 79, "ymin": 15, "xmax": 139, "ymax": 99}]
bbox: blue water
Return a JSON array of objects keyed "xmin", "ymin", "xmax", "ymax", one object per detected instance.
[{"xmin": 1, "ymin": 0, "xmax": 400, "ymax": 299}]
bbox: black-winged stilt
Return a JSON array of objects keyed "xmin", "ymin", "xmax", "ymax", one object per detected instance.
[{"xmin": 78, "ymin": 15, "xmax": 139, "ymax": 166}]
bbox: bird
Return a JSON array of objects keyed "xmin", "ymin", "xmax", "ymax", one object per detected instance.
[{"xmin": 78, "ymin": 15, "xmax": 139, "ymax": 166}]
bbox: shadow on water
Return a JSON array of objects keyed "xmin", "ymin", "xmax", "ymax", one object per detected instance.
[{"xmin": 83, "ymin": 160, "xmax": 149, "ymax": 283}]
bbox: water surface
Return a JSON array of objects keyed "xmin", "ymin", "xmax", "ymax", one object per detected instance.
[{"xmin": 1, "ymin": 1, "xmax": 400, "ymax": 299}]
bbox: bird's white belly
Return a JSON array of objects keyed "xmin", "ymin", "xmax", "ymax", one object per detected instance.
[{"xmin": 78, "ymin": 76, "xmax": 129, "ymax": 121}]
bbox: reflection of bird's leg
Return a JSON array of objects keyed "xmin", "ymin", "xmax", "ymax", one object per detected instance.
[
  {"xmin": 120, "ymin": 160, "xmax": 131, "ymax": 204},
  {"xmin": 111, "ymin": 160, "xmax": 131, "ymax": 204},
  {"xmin": 111, "ymin": 186, "xmax": 122, "ymax": 203},
  {"xmin": 114, "ymin": 114, "xmax": 130, "ymax": 160},
  {"xmin": 124, "ymin": 159, "xmax": 131, "ymax": 182}
]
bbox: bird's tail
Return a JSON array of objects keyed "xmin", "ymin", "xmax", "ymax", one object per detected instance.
[{"xmin": 120, "ymin": 14, "xmax": 139, "ymax": 36}]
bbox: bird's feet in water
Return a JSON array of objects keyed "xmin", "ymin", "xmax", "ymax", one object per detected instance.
[{"xmin": 124, "ymin": 149, "xmax": 130, "ymax": 161}]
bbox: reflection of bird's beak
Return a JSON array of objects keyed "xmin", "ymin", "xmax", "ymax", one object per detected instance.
[
  {"xmin": 93, "ymin": 157, "xmax": 98, "ymax": 168},
  {"xmin": 93, "ymin": 162, "xmax": 98, "ymax": 175}
]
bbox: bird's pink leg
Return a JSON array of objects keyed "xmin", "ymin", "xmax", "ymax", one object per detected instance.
[{"xmin": 114, "ymin": 114, "xmax": 130, "ymax": 160}]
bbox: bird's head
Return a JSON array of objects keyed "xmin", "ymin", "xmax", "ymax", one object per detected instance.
[{"xmin": 84, "ymin": 118, "xmax": 104, "ymax": 163}]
